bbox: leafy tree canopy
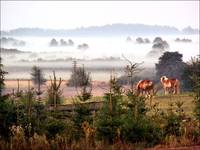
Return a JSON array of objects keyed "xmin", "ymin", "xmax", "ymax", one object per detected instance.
[{"xmin": 155, "ymin": 51, "xmax": 186, "ymax": 81}]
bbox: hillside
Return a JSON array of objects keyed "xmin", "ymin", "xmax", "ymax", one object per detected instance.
[{"xmin": 1, "ymin": 24, "xmax": 199, "ymax": 37}]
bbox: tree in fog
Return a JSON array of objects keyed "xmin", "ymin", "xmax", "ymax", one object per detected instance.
[
  {"xmin": 153, "ymin": 37, "xmax": 163, "ymax": 43},
  {"xmin": 68, "ymin": 61, "xmax": 91, "ymax": 87},
  {"xmin": 152, "ymin": 37, "xmax": 169, "ymax": 49},
  {"xmin": 126, "ymin": 36, "xmax": 132, "ymax": 42},
  {"xmin": 60, "ymin": 39, "xmax": 67, "ymax": 46},
  {"xmin": 68, "ymin": 39, "xmax": 74, "ymax": 46},
  {"xmin": 147, "ymin": 37, "xmax": 169, "ymax": 57},
  {"xmin": 136, "ymin": 37, "xmax": 144, "ymax": 43},
  {"xmin": 31, "ymin": 66, "xmax": 46, "ymax": 95},
  {"xmin": 136, "ymin": 37, "xmax": 150, "ymax": 44},
  {"xmin": 67, "ymin": 61, "xmax": 92, "ymax": 101},
  {"xmin": 144, "ymin": 38, "xmax": 150, "ymax": 43},
  {"xmin": 155, "ymin": 51, "xmax": 186, "ymax": 82},
  {"xmin": 49, "ymin": 38, "xmax": 58, "ymax": 46}
]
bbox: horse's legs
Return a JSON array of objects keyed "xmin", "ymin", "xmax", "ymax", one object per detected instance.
[
  {"xmin": 177, "ymin": 86, "xmax": 180, "ymax": 94},
  {"xmin": 174, "ymin": 86, "xmax": 179, "ymax": 94},
  {"xmin": 152, "ymin": 88, "xmax": 154, "ymax": 95},
  {"xmin": 142, "ymin": 89, "xmax": 145, "ymax": 96},
  {"xmin": 173, "ymin": 87, "xmax": 176, "ymax": 94},
  {"xmin": 167, "ymin": 87, "xmax": 171, "ymax": 94},
  {"xmin": 136, "ymin": 89, "xmax": 140, "ymax": 96},
  {"xmin": 164, "ymin": 87, "xmax": 167, "ymax": 95}
]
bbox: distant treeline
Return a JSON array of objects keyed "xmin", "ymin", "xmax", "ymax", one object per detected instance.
[{"xmin": 1, "ymin": 24, "xmax": 199, "ymax": 36}]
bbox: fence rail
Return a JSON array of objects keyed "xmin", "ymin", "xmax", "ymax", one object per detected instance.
[{"xmin": 47, "ymin": 101, "xmax": 104, "ymax": 112}]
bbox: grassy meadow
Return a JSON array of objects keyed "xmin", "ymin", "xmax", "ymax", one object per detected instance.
[{"xmin": 62, "ymin": 93, "xmax": 194, "ymax": 113}]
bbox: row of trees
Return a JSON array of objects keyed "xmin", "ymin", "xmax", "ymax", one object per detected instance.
[
  {"xmin": 9, "ymin": 60, "xmax": 92, "ymax": 105},
  {"xmin": 49, "ymin": 38, "xmax": 74, "ymax": 47}
]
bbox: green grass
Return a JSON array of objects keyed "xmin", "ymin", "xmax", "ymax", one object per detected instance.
[
  {"xmin": 62, "ymin": 93, "xmax": 195, "ymax": 115},
  {"xmin": 153, "ymin": 94, "xmax": 195, "ymax": 116}
]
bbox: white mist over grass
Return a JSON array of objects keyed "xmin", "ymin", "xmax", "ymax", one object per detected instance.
[
  {"xmin": 2, "ymin": 34, "xmax": 199, "ymax": 80},
  {"xmin": 2, "ymin": 35, "xmax": 199, "ymax": 60}
]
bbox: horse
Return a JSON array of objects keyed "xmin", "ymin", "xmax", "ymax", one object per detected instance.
[
  {"xmin": 136, "ymin": 80, "xmax": 154, "ymax": 96},
  {"xmin": 160, "ymin": 76, "xmax": 180, "ymax": 95}
]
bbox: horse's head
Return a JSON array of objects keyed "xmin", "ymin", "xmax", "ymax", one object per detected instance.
[
  {"xmin": 160, "ymin": 76, "xmax": 167, "ymax": 83},
  {"xmin": 148, "ymin": 81, "xmax": 153, "ymax": 87}
]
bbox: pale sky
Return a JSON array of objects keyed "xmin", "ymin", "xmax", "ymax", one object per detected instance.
[{"xmin": 1, "ymin": 1, "xmax": 199, "ymax": 31}]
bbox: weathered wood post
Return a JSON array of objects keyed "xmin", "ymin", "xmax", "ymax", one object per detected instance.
[{"xmin": 49, "ymin": 71, "xmax": 62, "ymax": 109}]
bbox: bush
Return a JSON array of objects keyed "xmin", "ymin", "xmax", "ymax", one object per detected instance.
[
  {"xmin": 45, "ymin": 118, "xmax": 66, "ymax": 139},
  {"xmin": 15, "ymin": 93, "xmax": 48, "ymax": 137},
  {"xmin": 192, "ymin": 73, "xmax": 200, "ymax": 122},
  {"xmin": 0, "ymin": 97, "xmax": 17, "ymax": 138},
  {"xmin": 182, "ymin": 57, "xmax": 200, "ymax": 91},
  {"xmin": 163, "ymin": 101, "xmax": 185, "ymax": 137},
  {"xmin": 95, "ymin": 77, "xmax": 123, "ymax": 143},
  {"xmin": 125, "ymin": 91, "xmax": 147, "ymax": 118},
  {"xmin": 120, "ymin": 114, "xmax": 162, "ymax": 146},
  {"xmin": 71, "ymin": 102, "xmax": 93, "ymax": 141},
  {"xmin": 164, "ymin": 112, "xmax": 182, "ymax": 137},
  {"xmin": 120, "ymin": 90, "xmax": 162, "ymax": 146}
]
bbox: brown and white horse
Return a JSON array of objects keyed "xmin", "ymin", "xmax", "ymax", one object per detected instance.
[
  {"xmin": 136, "ymin": 80, "xmax": 154, "ymax": 96},
  {"xmin": 160, "ymin": 76, "xmax": 180, "ymax": 95}
]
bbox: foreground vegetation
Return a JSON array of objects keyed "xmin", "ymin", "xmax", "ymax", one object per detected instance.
[
  {"xmin": 0, "ymin": 80, "xmax": 200, "ymax": 150},
  {"xmin": 0, "ymin": 53, "xmax": 199, "ymax": 149}
]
